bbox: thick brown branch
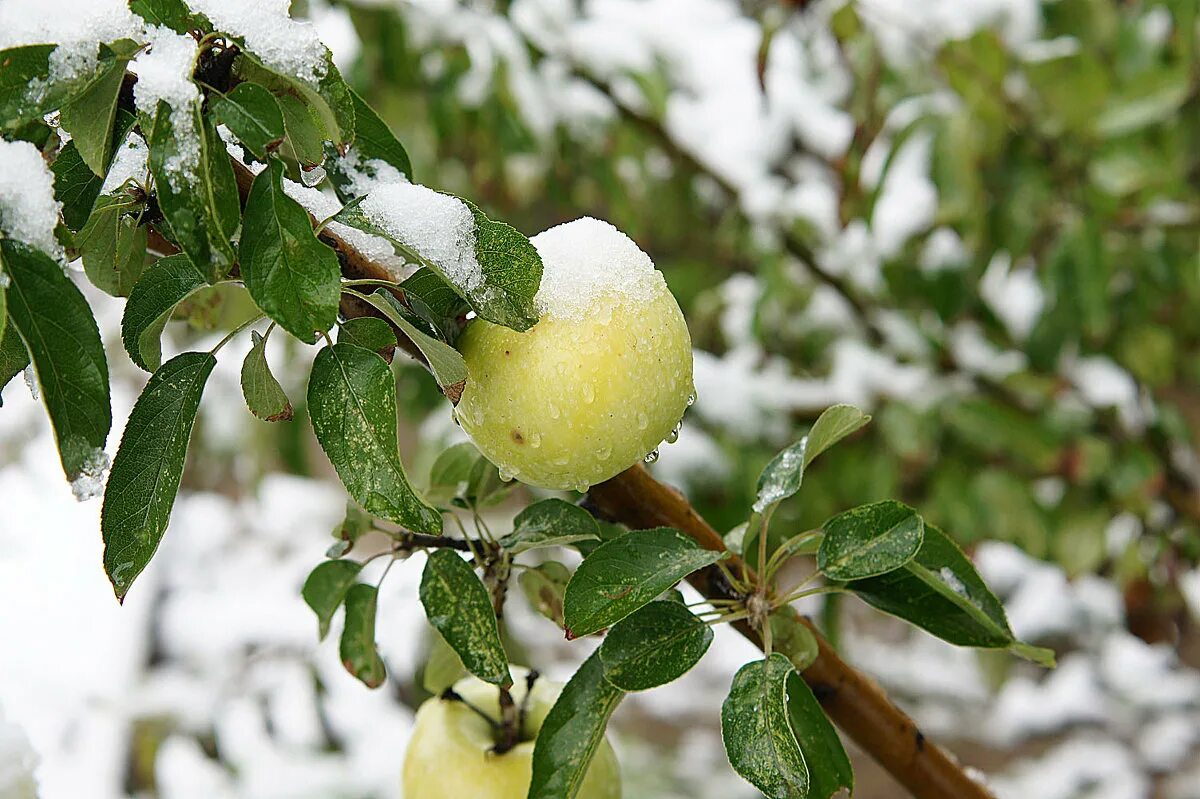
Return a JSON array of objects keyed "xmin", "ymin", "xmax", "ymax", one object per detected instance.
[{"xmin": 589, "ymin": 464, "xmax": 995, "ymax": 799}]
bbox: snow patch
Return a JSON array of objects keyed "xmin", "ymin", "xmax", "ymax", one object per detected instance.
[
  {"xmin": 188, "ymin": 0, "xmax": 329, "ymax": 86},
  {"xmin": 70, "ymin": 449, "xmax": 111, "ymax": 503},
  {"xmin": 132, "ymin": 26, "xmax": 201, "ymax": 183},
  {"xmin": 531, "ymin": 217, "xmax": 665, "ymax": 322},
  {"xmin": 0, "ymin": 138, "xmax": 65, "ymax": 260},
  {"xmin": 0, "ymin": 0, "xmax": 141, "ymax": 83},
  {"xmin": 359, "ymin": 182, "xmax": 483, "ymax": 295}
]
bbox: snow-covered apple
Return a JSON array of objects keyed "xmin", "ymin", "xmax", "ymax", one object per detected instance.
[
  {"xmin": 455, "ymin": 218, "xmax": 693, "ymax": 491},
  {"xmin": 402, "ymin": 669, "xmax": 620, "ymax": 798}
]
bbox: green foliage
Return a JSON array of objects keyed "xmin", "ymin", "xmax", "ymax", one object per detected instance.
[
  {"xmin": 529, "ymin": 653, "xmax": 624, "ymax": 799},
  {"xmin": 302, "ymin": 559, "xmax": 362, "ymax": 639},
  {"xmin": 784, "ymin": 671, "xmax": 854, "ymax": 799},
  {"xmin": 498, "ymin": 498, "xmax": 600, "ymax": 554},
  {"xmin": 240, "ymin": 329, "xmax": 293, "ymax": 422},
  {"xmin": 563, "ymin": 527, "xmax": 723, "ymax": 638},
  {"xmin": 101, "ymin": 352, "xmax": 216, "ymax": 600},
  {"xmin": 306, "ymin": 342, "xmax": 442, "ymax": 533},
  {"xmin": 327, "ymin": 88, "xmax": 413, "ymax": 201},
  {"xmin": 340, "ymin": 583, "xmax": 386, "ymax": 687},
  {"xmin": 240, "ymin": 158, "xmax": 340, "ymax": 342},
  {"xmin": 420, "ymin": 549, "xmax": 511, "ymax": 687},
  {"xmin": 1, "ymin": 240, "xmax": 110, "ymax": 482},
  {"xmin": 357, "ymin": 288, "xmax": 466, "ymax": 400},
  {"xmin": 121, "ymin": 254, "xmax": 207, "ymax": 372},
  {"xmin": 76, "ymin": 193, "xmax": 148, "ymax": 296},
  {"xmin": 598, "ymin": 600, "xmax": 713, "ymax": 691},
  {"xmin": 721, "ymin": 654, "xmax": 809, "ymax": 799},
  {"xmin": 817, "ymin": 500, "xmax": 924, "ymax": 581},
  {"xmin": 59, "ymin": 40, "xmax": 141, "ymax": 175},
  {"xmin": 210, "ymin": 83, "xmax": 285, "ymax": 160}
]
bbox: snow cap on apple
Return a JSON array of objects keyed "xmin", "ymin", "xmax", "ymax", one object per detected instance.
[{"xmin": 456, "ymin": 218, "xmax": 694, "ymax": 491}]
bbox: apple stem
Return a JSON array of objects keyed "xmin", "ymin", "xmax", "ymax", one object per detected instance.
[
  {"xmin": 494, "ymin": 684, "xmax": 520, "ymax": 754},
  {"xmin": 517, "ymin": 669, "xmax": 540, "ymax": 741},
  {"xmin": 440, "ymin": 689, "xmax": 501, "ymax": 732}
]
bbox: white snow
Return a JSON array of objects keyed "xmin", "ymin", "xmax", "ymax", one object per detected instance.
[
  {"xmin": 359, "ymin": 182, "xmax": 483, "ymax": 295},
  {"xmin": 188, "ymin": 0, "xmax": 329, "ymax": 86},
  {"xmin": 280, "ymin": 180, "xmax": 410, "ymax": 279},
  {"xmin": 1067, "ymin": 356, "xmax": 1145, "ymax": 429},
  {"xmin": 530, "ymin": 217, "xmax": 665, "ymax": 321},
  {"xmin": 0, "ymin": 705, "xmax": 38, "ymax": 799},
  {"xmin": 980, "ymin": 252, "xmax": 1045, "ymax": 341},
  {"xmin": 69, "ymin": 449, "xmax": 111, "ymax": 503},
  {"xmin": 132, "ymin": 26, "xmax": 201, "ymax": 183},
  {"xmin": 0, "ymin": 0, "xmax": 141, "ymax": 83},
  {"xmin": 0, "ymin": 139, "xmax": 63, "ymax": 260},
  {"xmin": 98, "ymin": 132, "xmax": 149, "ymax": 196}
]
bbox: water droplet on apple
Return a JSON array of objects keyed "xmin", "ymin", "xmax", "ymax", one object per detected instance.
[
  {"xmin": 548, "ymin": 402, "xmax": 561, "ymax": 419},
  {"xmin": 644, "ymin": 449, "xmax": 659, "ymax": 464},
  {"xmin": 498, "ymin": 466, "xmax": 515, "ymax": 482},
  {"xmin": 637, "ymin": 412, "xmax": 649, "ymax": 430},
  {"xmin": 687, "ymin": 389, "xmax": 697, "ymax": 406},
  {"xmin": 582, "ymin": 384, "xmax": 594, "ymax": 404},
  {"xmin": 530, "ymin": 432, "xmax": 542, "ymax": 448}
]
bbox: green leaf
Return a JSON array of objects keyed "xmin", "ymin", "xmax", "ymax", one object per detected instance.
[
  {"xmin": 129, "ymin": 0, "xmax": 199, "ymax": 32},
  {"xmin": 769, "ymin": 611, "xmax": 820, "ymax": 672},
  {"xmin": 563, "ymin": 527, "xmax": 723, "ymax": 638},
  {"xmin": 598, "ymin": 600, "xmax": 713, "ymax": 691},
  {"xmin": 302, "ymin": 559, "xmax": 362, "ymax": 639},
  {"xmin": 276, "ymin": 92, "xmax": 326, "ymax": 165},
  {"xmin": 754, "ymin": 404, "xmax": 870, "ymax": 513},
  {"xmin": 76, "ymin": 194, "xmax": 148, "ymax": 297},
  {"xmin": 120, "ymin": 254, "xmax": 207, "ymax": 371},
  {"xmin": 0, "ymin": 317, "xmax": 30, "ymax": 401},
  {"xmin": 721, "ymin": 654, "xmax": 808, "ymax": 799},
  {"xmin": 519, "ymin": 561, "xmax": 571, "ymax": 628},
  {"xmin": 785, "ymin": 671, "xmax": 854, "ymax": 799},
  {"xmin": 358, "ymin": 289, "xmax": 467, "ymax": 402},
  {"xmin": 422, "ymin": 627, "xmax": 466, "ymax": 695},
  {"xmin": 0, "ymin": 44, "xmax": 94, "ymax": 128},
  {"xmin": 240, "ymin": 158, "xmax": 340, "ymax": 343},
  {"xmin": 2, "ymin": 240, "xmax": 110, "ymax": 481},
  {"xmin": 818, "ymin": 500, "xmax": 924, "ymax": 581},
  {"xmin": 337, "ymin": 316, "xmax": 396, "ymax": 352},
  {"xmin": 847, "ymin": 524, "xmax": 1052, "ymax": 665},
  {"xmin": 147, "ymin": 101, "xmax": 239, "ymax": 282},
  {"xmin": 419, "ymin": 549, "xmax": 511, "ymax": 687},
  {"xmin": 52, "ymin": 110, "xmax": 138, "ymax": 231},
  {"xmin": 498, "ymin": 498, "xmax": 600, "ymax": 554},
  {"xmin": 307, "ymin": 342, "xmax": 442, "ymax": 533},
  {"xmin": 101, "ymin": 351, "xmax": 216, "ymax": 600},
  {"xmin": 426, "ymin": 441, "xmax": 486, "ymax": 507},
  {"xmin": 400, "ymin": 267, "xmax": 469, "ymax": 343},
  {"xmin": 327, "ymin": 89, "xmax": 412, "ymax": 201},
  {"xmin": 210, "ymin": 82, "xmax": 285, "ymax": 160},
  {"xmin": 240, "ymin": 329, "xmax": 293, "ymax": 422},
  {"xmin": 340, "ymin": 583, "xmax": 386, "ymax": 688},
  {"xmin": 59, "ymin": 41, "xmax": 140, "ymax": 176},
  {"xmin": 528, "ymin": 652, "xmax": 624, "ymax": 799},
  {"xmin": 330, "ymin": 501, "xmax": 373, "ymax": 555},
  {"xmin": 234, "ymin": 48, "xmax": 354, "ymax": 147}
]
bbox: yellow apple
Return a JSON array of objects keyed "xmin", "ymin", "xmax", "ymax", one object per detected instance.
[
  {"xmin": 402, "ymin": 668, "xmax": 621, "ymax": 799},
  {"xmin": 455, "ymin": 218, "xmax": 693, "ymax": 491}
]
